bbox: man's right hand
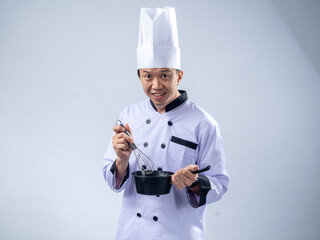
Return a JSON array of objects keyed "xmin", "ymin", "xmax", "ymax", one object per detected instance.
[{"xmin": 112, "ymin": 123, "xmax": 134, "ymax": 183}]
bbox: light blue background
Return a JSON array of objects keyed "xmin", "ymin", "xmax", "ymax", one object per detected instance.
[{"xmin": 1, "ymin": 0, "xmax": 320, "ymax": 239}]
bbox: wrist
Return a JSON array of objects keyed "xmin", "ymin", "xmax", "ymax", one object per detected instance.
[
  {"xmin": 189, "ymin": 177, "xmax": 200, "ymax": 189},
  {"xmin": 116, "ymin": 157, "xmax": 128, "ymax": 170}
]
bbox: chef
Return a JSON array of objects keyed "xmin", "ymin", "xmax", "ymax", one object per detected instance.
[{"xmin": 103, "ymin": 7, "xmax": 229, "ymax": 240}]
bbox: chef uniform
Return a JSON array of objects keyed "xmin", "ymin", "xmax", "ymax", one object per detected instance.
[{"xmin": 103, "ymin": 7, "xmax": 229, "ymax": 240}]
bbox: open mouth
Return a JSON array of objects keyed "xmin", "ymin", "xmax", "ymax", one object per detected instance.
[{"xmin": 151, "ymin": 92, "xmax": 166, "ymax": 100}]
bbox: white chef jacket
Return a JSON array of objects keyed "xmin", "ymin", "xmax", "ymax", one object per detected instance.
[{"xmin": 103, "ymin": 90, "xmax": 229, "ymax": 240}]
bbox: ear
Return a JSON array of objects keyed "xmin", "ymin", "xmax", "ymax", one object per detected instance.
[
  {"xmin": 137, "ymin": 69, "xmax": 141, "ymax": 79},
  {"xmin": 177, "ymin": 70, "xmax": 183, "ymax": 85}
]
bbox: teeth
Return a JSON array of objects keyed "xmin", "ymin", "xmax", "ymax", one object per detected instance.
[{"xmin": 153, "ymin": 93, "xmax": 163, "ymax": 96}]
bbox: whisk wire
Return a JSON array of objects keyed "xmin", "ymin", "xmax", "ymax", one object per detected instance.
[{"xmin": 116, "ymin": 119, "xmax": 154, "ymax": 174}]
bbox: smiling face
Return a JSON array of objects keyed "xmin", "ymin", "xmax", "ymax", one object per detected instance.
[{"xmin": 138, "ymin": 68, "xmax": 183, "ymax": 113}]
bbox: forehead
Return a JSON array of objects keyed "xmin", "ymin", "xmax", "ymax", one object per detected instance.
[{"xmin": 140, "ymin": 68, "xmax": 173, "ymax": 73}]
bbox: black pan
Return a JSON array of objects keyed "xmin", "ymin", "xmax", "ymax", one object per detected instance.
[{"xmin": 132, "ymin": 165, "xmax": 211, "ymax": 195}]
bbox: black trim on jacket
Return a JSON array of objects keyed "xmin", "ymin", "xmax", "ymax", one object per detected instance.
[
  {"xmin": 170, "ymin": 136, "xmax": 198, "ymax": 150},
  {"xmin": 198, "ymin": 175, "xmax": 211, "ymax": 207},
  {"xmin": 110, "ymin": 160, "xmax": 129, "ymax": 189},
  {"xmin": 150, "ymin": 90, "xmax": 188, "ymax": 112},
  {"xmin": 187, "ymin": 175, "xmax": 212, "ymax": 208}
]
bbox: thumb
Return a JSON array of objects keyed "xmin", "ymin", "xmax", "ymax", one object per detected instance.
[{"xmin": 187, "ymin": 165, "xmax": 199, "ymax": 172}]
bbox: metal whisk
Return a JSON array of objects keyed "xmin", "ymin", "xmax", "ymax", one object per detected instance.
[{"xmin": 116, "ymin": 119, "xmax": 154, "ymax": 174}]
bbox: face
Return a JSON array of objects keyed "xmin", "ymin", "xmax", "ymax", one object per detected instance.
[{"xmin": 139, "ymin": 68, "xmax": 183, "ymax": 113}]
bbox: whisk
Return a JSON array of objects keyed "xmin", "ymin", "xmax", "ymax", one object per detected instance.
[{"xmin": 116, "ymin": 119, "xmax": 154, "ymax": 174}]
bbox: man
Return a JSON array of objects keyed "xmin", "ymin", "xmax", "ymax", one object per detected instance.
[{"xmin": 103, "ymin": 7, "xmax": 229, "ymax": 240}]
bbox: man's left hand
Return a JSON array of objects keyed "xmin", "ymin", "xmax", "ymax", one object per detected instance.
[{"xmin": 172, "ymin": 165, "xmax": 199, "ymax": 190}]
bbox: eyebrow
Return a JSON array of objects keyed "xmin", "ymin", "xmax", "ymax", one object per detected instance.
[{"xmin": 142, "ymin": 69, "xmax": 171, "ymax": 73}]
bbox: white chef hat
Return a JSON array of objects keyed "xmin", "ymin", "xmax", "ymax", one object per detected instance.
[{"xmin": 137, "ymin": 7, "xmax": 181, "ymax": 70}]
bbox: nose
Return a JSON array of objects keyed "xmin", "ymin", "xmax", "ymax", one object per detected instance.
[{"xmin": 152, "ymin": 77, "xmax": 162, "ymax": 90}]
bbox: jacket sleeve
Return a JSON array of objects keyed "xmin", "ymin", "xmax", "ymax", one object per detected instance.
[
  {"xmin": 102, "ymin": 138, "xmax": 130, "ymax": 192},
  {"xmin": 102, "ymin": 111, "xmax": 131, "ymax": 192},
  {"xmin": 186, "ymin": 120, "xmax": 229, "ymax": 208}
]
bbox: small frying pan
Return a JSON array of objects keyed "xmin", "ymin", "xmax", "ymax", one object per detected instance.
[{"xmin": 132, "ymin": 165, "xmax": 211, "ymax": 195}]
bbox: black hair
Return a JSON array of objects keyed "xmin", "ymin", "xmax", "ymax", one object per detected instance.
[{"xmin": 137, "ymin": 69, "xmax": 180, "ymax": 78}]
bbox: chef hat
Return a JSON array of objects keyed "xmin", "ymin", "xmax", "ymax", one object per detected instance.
[{"xmin": 137, "ymin": 7, "xmax": 181, "ymax": 70}]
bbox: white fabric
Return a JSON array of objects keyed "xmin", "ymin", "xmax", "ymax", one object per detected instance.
[
  {"xmin": 137, "ymin": 7, "xmax": 181, "ymax": 69},
  {"xmin": 103, "ymin": 98, "xmax": 229, "ymax": 240}
]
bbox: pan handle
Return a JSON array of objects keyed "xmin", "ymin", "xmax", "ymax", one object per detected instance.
[
  {"xmin": 169, "ymin": 165, "xmax": 211, "ymax": 186},
  {"xmin": 191, "ymin": 165, "xmax": 211, "ymax": 174}
]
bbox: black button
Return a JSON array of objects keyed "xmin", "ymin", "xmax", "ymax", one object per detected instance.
[
  {"xmin": 161, "ymin": 144, "xmax": 166, "ymax": 149},
  {"xmin": 168, "ymin": 121, "xmax": 173, "ymax": 126},
  {"xmin": 137, "ymin": 213, "xmax": 141, "ymax": 218},
  {"xmin": 143, "ymin": 142, "xmax": 148, "ymax": 147},
  {"xmin": 153, "ymin": 216, "xmax": 158, "ymax": 221},
  {"xmin": 156, "ymin": 195, "xmax": 160, "ymax": 197},
  {"xmin": 146, "ymin": 119, "xmax": 151, "ymax": 124}
]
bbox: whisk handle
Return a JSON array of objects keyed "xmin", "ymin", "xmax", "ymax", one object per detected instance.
[
  {"xmin": 116, "ymin": 119, "xmax": 137, "ymax": 150},
  {"xmin": 130, "ymin": 143, "xmax": 138, "ymax": 150}
]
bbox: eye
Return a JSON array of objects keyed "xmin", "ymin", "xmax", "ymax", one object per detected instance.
[
  {"xmin": 162, "ymin": 74, "xmax": 170, "ymax": 79},
  {"xmin": 144, "ymin": 74, "xmax": 152, "ymax": 79}
]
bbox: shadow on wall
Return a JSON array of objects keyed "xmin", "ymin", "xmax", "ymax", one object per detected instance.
[{"xmin": 272, "ymin": 0, "xmax": 320, "ymax": 74}]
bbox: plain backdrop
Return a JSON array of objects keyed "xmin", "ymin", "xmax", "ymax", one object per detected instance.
[{"xmin": 1, "ymin": 0, "xmax": 320, "ymax": 239}]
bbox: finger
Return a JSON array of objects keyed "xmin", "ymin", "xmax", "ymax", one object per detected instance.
[
  {"xmin": 173, "ymin": 170, "xmax": 188, "ymax": 189},
  {"xmin": 177, "ymin": 173, "xmax": 192, "ymax": 188},
  {"xmin": 114, "ymin": 132, "xmax": 132, "ymax": 142},
  {"xmin": 113, "ymin": 125, "xmax": 126, "ymax": 134},
  {"xmin": 172, "ymin": 174, "xmax": 182, "ymax": 190},
  {"xmin": 177, "ymin": 167, "xmax": 198, "ymax": 186},
  {"xmin": 114, "ymin": 123, "xmax": 132, "ymax": 137},
  {"xmin": 115, "ymin": 140, "xmax": 129, "ymax": 151},
  {"xmin": 186, "ymin": 164, "xmax": 199, "ymax": 172},
  {"xmin": 116, "ymin": 137, "xmax": 128, "ymax": 144},
  {"xmin": 181, "ymin": 168, "xmax": 198, "ymax": 182},
  {"xmin": 176, "ymin": 175, "xmax": 186, "ymax": 189},
  {"xmin": 174, "ymin": 169, "xmax": 188, "ymax": 190},
  {"xmin": 119, "ymin": 132, "xmax": 134, "ymax": 143},
  {"xmin": 185, "ymin": 165, "xmax": 199, "ymax": 181},
  {"xmin": 113, "ymin": 136, "xmax": 128, "ymax": 146},
  {"xmin": 114, "ymin": 143, "xmax": 130, "ymax": 151}
]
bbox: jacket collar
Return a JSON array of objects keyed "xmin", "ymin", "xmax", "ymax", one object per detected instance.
[{"xmin": 150, "ymin": 90, "xmax": 188, "ymax": 113}]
